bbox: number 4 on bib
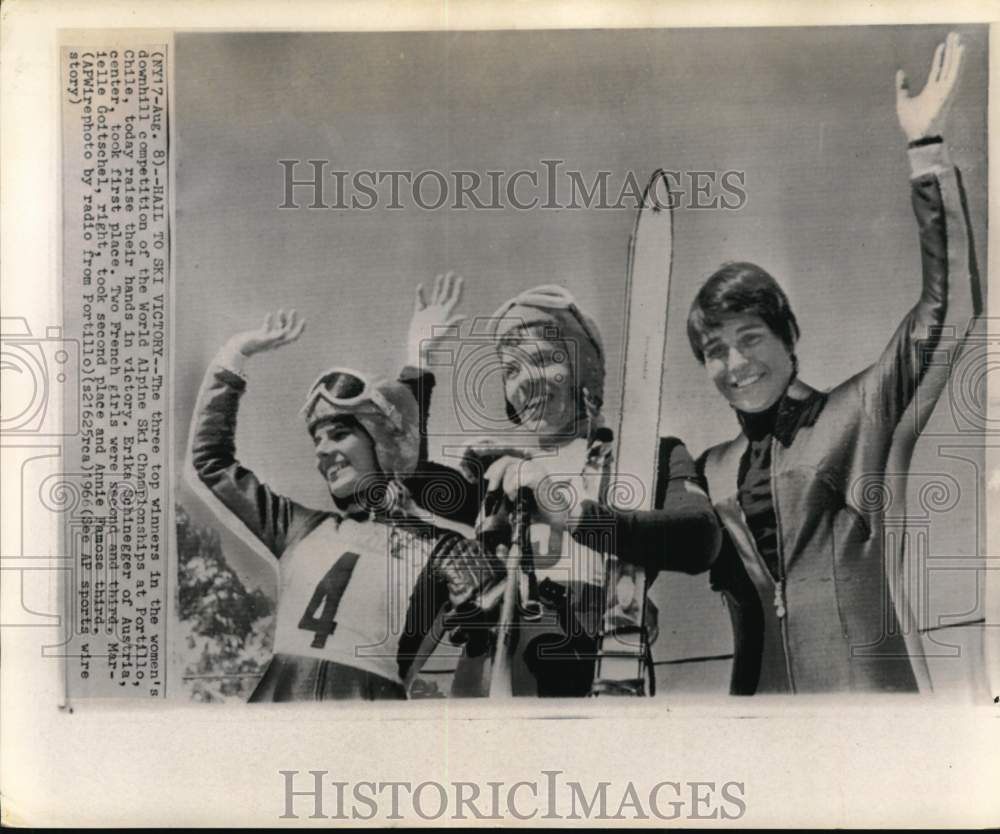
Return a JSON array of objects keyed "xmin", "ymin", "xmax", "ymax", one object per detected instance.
[{"xmin": 297, "ymin": 551, "xmax": 361, "ymax": 649}]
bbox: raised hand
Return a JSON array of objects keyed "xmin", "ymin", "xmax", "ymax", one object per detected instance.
[
  {"xmin": 896, "ymin": 32, "xmax": 965, "ymax": 142},
  {"xmin": 228, "ymin": 309, "xmax": 307, "ymax": 357},
  {"xmin": 406, "ymin": 271, "xmax": 466, "ymax": 367}
]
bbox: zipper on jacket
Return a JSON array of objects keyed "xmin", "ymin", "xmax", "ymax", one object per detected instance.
[
  {"xmin": 735, "ymin": 499, "xmax": 794, "ymax": 694},
  {"xmin": 769, "ymin": 436, "xmax": 796, "ymax": 693},
  {"xmin": 773, "ymin": 581, "xmax": 787, "ymax": 619}
]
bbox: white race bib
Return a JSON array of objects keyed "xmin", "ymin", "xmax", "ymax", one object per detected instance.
[{"xmin": 273, "ymin": 517, "xmax": 433, "ymax": 683}]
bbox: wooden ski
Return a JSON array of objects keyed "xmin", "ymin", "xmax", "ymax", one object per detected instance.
[{"xmin": 592, "ymin": 170, "xmax": 674, "ymax": 695}]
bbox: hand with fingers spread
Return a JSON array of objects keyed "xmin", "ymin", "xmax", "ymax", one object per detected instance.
[
  {"xmin": 226, "ymin": 308, "xmax": 307, "ymax": 358},
  {"xmin": 896, "ymin": 32, "xmax": 965, "ymax": 142},
  {"xmin": 406, "ymin": 271, "xmax": 466, "ymax": 367}
]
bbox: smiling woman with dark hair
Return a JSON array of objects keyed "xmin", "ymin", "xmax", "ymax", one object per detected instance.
[
  {"xmin": 688, "ymin": 263, "xmax": 801, "ymax": 371},
  {"xmin": 189, "ymin": 309, "xmax": 503, "ymax": 701},
  {"xmin": 688, "ymin": 33, "xmax": 982, "ymax": 694}
]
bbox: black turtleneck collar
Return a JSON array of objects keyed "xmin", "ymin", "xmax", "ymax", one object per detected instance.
[
  {"xmin": 735, "ymin": 381, "xmax": 826, "ymax": 448},
  {"xmin": 737, "ymin": 397, "xmax": 783, "ymax": 442}
]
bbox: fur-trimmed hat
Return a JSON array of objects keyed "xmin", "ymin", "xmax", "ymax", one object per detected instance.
[{"xmin": 302, "ymin": 368, "xmax": 420, "ymax": 481}]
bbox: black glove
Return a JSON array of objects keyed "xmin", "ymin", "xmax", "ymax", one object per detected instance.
[
  {"xmin": 433, "ymin": 538, "xmax": 505, "ymax": 607},
  {"xmin": 431, "ymin": 538, "xmax": 506, "ymax": 648}
]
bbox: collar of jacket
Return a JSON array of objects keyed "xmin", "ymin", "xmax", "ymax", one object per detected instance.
[
  {"xmin": 331, "ymin": 506, "xmax": 427, "ymax": 527},
  {"xmin": 336, "ymin": 507, "xmax": 380, "ymax": 523},
  {"xmin": 735, "ymin": 377, "xmax": 826, "ymax": 448},
  {"xmin": 329, "ymin": 493, "xmax": 399, "ymax": 524}
]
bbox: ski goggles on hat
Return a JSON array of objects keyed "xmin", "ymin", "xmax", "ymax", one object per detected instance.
[
  {"xmin": 301, "ymin": 367, "xmax": 403, "ymax": 432},
  {"xmin": 488, "ymin": 285, "xmax": 603, "ymax": 356}
]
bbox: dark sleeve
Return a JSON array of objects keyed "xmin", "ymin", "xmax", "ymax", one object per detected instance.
[
  {"xmin": 568, "ymin": 437, "xmax": 721, "ymax": 575},
  {"xmin": 398, "ymin": 365, "xmax": 483, "ymax": 526},
  {"xmin": 853, "ymin": 146, "xmax": 981, "ymax": 434},
  {"xmin": 407, "ymin": 461, "xmax": 484, "ymax": 527},
  {"xmin": 190, "ymin": 364, "xmax": 320, "ymax": 557},
  {"xmin": 397, "ymin": 530, "xmax": 489, "ymax": 682},
  {"xmin": 709, "ymin": 533, "xmax": 764, "ymax": 696},
  {"xmin": 397, "ymin": 534, "xmax": 450, "ymax": 683},
  {"xmin": 697, "ymin": 448, "xmax": 763, "ymax": 695},
  {"xmin": 397, "ymin": 365, "xmax": 434, "ymax": 465}
]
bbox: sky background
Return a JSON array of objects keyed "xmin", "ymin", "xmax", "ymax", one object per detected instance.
[{"xmin": 172, "ymin": 25, "xmax": 988, "ymax": 692}]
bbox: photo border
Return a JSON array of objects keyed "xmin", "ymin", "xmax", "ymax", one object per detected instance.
[{"xmin": 2, "ymin": 0, "xmax": 998, "ymax": 826}]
